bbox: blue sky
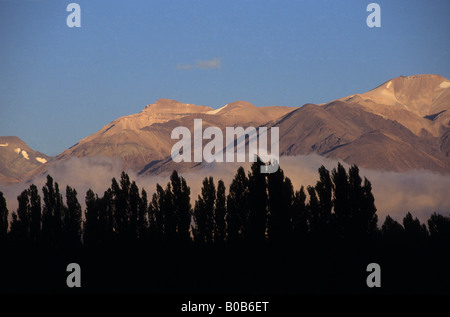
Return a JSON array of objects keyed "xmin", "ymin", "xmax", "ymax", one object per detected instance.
[{"xmin": 0, "ymin": 0, "xmax": 449, "ymax": 155}]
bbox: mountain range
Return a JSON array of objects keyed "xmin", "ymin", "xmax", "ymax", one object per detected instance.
[{"xmin": 1, "ymin": 74, "xmax": 449, "ymax": 184}]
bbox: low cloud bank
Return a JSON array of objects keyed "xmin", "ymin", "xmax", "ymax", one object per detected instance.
[
  {"xmin": 278, "ymin": 156, "xmax": 450, "ymax": 223},
  {"xmin": 0, "ymin": 155, "xmax": 449, "ymax": 224}
]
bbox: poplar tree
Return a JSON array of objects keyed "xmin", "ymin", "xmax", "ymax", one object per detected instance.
[
  {"xmin": 247, "ymin": 159, "xmax": 268, "ymax": 244},
  {"xmin": 0, "ymin": 191, "xmax": 8, "ymax": 243},
  {"xmin": 226, "ymin": 167, "xmax": 249, "ymax": 242},
  {"xmin": 29, "ymin": 184, "xmax": 41, "ymax": 244},
  {"xmin": 64, "ymin": 185, "xmax": 82, "ymax": 248},
  {"xmin": 214, "ymin": 180, "xmax": 226, "ymax": 243}
]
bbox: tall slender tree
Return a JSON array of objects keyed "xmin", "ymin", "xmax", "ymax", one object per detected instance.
[
  {"xmin": 381, "ymin": 215, "xmax": 405, "ymax": 244},
  {"xmin": 54, "ymin": 182, "xmax": 64, "ymax": 246},
  {"xmin": 247, "ymin": 158, "xmax": 268, "ymax": 244},
  {"xmin": 64, "ymin": 185, "xmax": 82, "ymax": 248},
  {"xmin": 163, "ymin": 183, "xmax": 177, "ymax": 241},
  {"xmin": 226, "ymin": 167, "xmax": 249, "ymax": 242},
  {"xmin": 292, "ymin": 186, "xmax": 308, "ymax": 241},
  {"xmin": 29, "ymin": 184, "xmax": 41, "ymax": 244},
  {"xmin": 214, "ymin": 180, "xmax": 226, "ymax": 243},
  {"xmin": 99, "ymin": 188, "xmax": 115, "ymax": 244},
  {"xmin": 137, "ymin": 189, "xmax": 148, "ymax": 241},
  {"xmin": 307, "ymin": 186, "xmax": 321, "ymax": 237},
  {"xmin": 427, "ymin": 213, "xmax": 450, "ymax": 245},
  {"xmin": 315, "ymin": 166, "xmax": 332, "ymax": 230},
  {"xmin": 111, "ymin": 173, "xmax": 132, "ymax": 241},
  {"xmin": 150, "ymin": 184, "xmax": 166, "ymax": 242},
  {"xmin": 170, "ymin": 171, "xmax": 192, "ymax": 242},
  {"xmin": 347, "ymin": 165, "xmax": 378, "ymax": 239},
  {"xmin": 42, "ymin": 175, "xmax": 64, "ymax": 247},
  {"xmin": 403, "ymin": 212, "xmax": 428, "ymax": 245},
  {"xmin": 15, "ymin": 189, "xmax": 31, "ymax": 242},
  {"xmin": 129, "ymin": 181, "xmax": 140, "ymax": 241},
  {"xmin": 193, "ymin": 200, "xmax": 205, "ymax": 244},
  {"xmin": 360, "ymin": 177, "xmax": 378, "ymax": 237},
  {"xmin": 84, "ymin": 188, "xmax": 99, "ymax": 247},
  {"xmin": 0, "ymin": 191, "xmax": 8, "ymax": 243},
  {"xmin": 41, "ymin": 175, "xmax": 54, "ymax": 245},
  {"xmin": 194, "ymin": 177, "xmax": 215, "ymax": 244},
  {"xmin": 267, "ymin": 167, "xmax": 294, "ymax": 242},
  {"xmin": 332, "ymin": 163, "xmax": 350, "ymax": 238}
]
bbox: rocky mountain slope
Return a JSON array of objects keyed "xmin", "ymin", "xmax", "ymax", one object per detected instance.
[
  {"xmin": 53, "ymin": 99, "xmax": 295, "ymax": 172},
  {"xmin": 1, "ymin": 74, "xmax": 449, "ymax": 184},
  {"xmin": 0, "ymin": 136, "xmax": 51, "ymax": 184}
]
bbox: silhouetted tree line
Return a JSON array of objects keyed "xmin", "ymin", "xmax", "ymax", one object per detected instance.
[
  {"xmin": 0, "ymin": 160, "xmax": 449, "ymax": 249},
  {"xmin": 1, "ymin": 160, "xmax": 450, "ymax": 294}
]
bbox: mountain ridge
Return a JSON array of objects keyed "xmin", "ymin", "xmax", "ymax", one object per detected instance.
[{"xmin": 1, "ymin": 74, "xmax": 449, "ymax": 183}]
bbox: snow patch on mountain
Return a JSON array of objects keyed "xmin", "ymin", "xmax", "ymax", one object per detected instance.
[
  {"xmin": 206, "ymin": 104, "xmax": 228, "ymax": 115},
  {"xmin": 21, "ymin": 150, "xmax": 29, "ymax": 160},
  {"xmin": 439, "ymin": 81, "xmax": 450, "ymax": 89},
  {"xmin": 35, "ymin": 157, "xmax": 47, "ymax": 164}
]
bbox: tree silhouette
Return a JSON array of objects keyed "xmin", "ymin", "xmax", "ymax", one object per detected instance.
[
  {"xmin": 98, "ymin": 188, "xmax": 115, "ymax": 245},
  {"xmin": 11, "ymin": 189, "xmax": 31, "ymax": 243},
  {"xmin": 267, "ymin": 167, "xmax": 294, "ymax": 243},
  {"xmin": 64, "ymin": 185, "xmax": 82, "ymax": 248},
  {"xmin": 330, "ymin": 164, "xmax": 378, "ymax": 240},
  {"xmin": 306, "ymin": 185, "xmax": 321, "ymax": 237},
  {"xmin": 29, "ymin": 184, "xmax": 41, "ymax": 244},
  {"xmin": 193, "ymin": 197, "xmax": 204, "ymax": 244},
  {"xmin": 315, "ymin": 166, "xmax": 332, "ymax": 229},
  {"xmin": 332, "ymin": 163, "xmax": 350, "ymax": 238},
  {"xmin": 305, "ymin": 166, "xmax": 334, "ymax": 239},
  {"xmin": 163, "ymin": 183, "xmax": 176, "ymax": 242},
  {"xmin": 348, "ymin": 165, "xmax": 378, "ymax": 239},
  {"xmin": 9, "ymin": 213, "xmax": 20, "ymax": 243},
  {"xmin": 226, "ymin": 166, "xmax": 249, "ymax": 242},
  {"xmin": 1, "ymin": 165, "xmax": 450, "ymax": 294},
  {"xmin": 403, "ymin": 212, "xmax": 428, "ymax": 246},
  {"xmin": 427, "ymin": 213, "xmax": 450, "ymax": 245},
  {"xmin": 247, "ymin": 158, "xmax": 268, "ymax": 244},
  {"xmin": 42, "ymin": 175, "xmax": 64, "ymax": 247},
  {"xmin": 111, "ymin": 172, "xmax": 131, "ymax": 242},
  {"xmin": 129, "ymin": 181, "xmax": 140, "ymax": 241},
  {"xmin": 170, "ymin": 171, "xmax": 192, "ymax": 243},
  {"xmin": 84, "ymin": 188, "xmax": 99, "ymax": 247},
  {"xmin": 214, "ymin": 180, "xmax": 226, "ymax": 244},
  {"xmin": 283, "ymin": 177, "xmax": 295, "ymax": 236},
  {"xmin": 41, "ymin": 175, "xmax": 54, "ymax": 245},
  {"xmin": 292, "ymin": 186, "xmax": 308, "ymax": 242},
  {"xmin": 54, "ymin": 182, "xmax": 64, "ymax": 246},
  {"xmin": 149, "ymin": 184, "xmax": 165, "ymax": 242},
  {"xmin": 381, "ymin": 215, "xmax": 405, "ymax": 244},
  {"xmin": 0, "ymin": 191, "xmax": 7, "ymax": 243},
  {"xmin": 179, "ymin": 177, "xmax": 192, "ymax": 241},
  {"xmin": 360, "ymin": 177, "xmax": 378, "ymax": 237},
  {"xmin": 194, "ymin": 177, "xmax": 216, "ymax": 244},
  {"xmin": 137, "ymin": 189, "xmax": 148, "ymax": 242}
]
